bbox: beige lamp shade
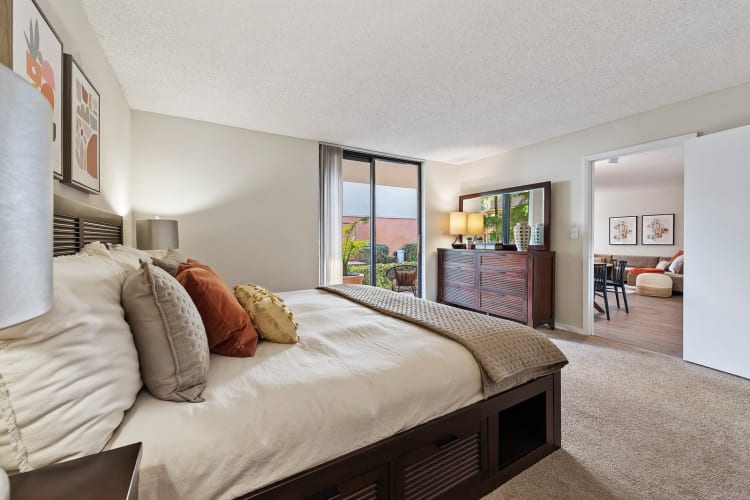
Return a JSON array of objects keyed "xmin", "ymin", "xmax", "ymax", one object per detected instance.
[
  {"xmin": 0, "ymin": 65, "xmax": 53, "ymax": 329},
  {"xmin": 467, "ymin": 213, "xmax": 484, "ymax": 235},
  {"xmin": 136, "ymin": 219, "xmax": 179, "ymax": 250},
  {"xmin": 449, "ymin": 212, "xmax": 467, "ymax": 235}
]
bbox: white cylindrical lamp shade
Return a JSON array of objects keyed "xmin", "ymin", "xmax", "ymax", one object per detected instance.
[
  {"xmin": 467, "ymin": 213, "xmax": 484, "ymax": 235},
  {"xmin": 449, "ymin": 212, "xmax": 467, "ymax": 235},
  {"xmin": 136, "ymin": 219, "xmax": 179, "ymax": 250},
  {"xmin": 0, "ymin": 66, "xmax": 53, "ymax": 329}
]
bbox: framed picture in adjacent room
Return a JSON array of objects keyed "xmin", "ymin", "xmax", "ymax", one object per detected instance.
[
  {"xmin": 2, "ymin": 0, "xmax": 64, "ymax": 177},
  {"xmin": 63, "ymin": 54, "xmax": 100, "ymax": 194},
  {"xmin": 609, "ymin": 215, "xmax": 637, "ymax": 245},
  {"xmin": 642, "ymin": 213, "xmax": 675, "ymax": 245}
]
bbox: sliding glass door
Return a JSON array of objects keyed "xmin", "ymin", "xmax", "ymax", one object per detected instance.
[{"xmin": 342, "ymin": 152, "xmax": 421, "ymax": 295}]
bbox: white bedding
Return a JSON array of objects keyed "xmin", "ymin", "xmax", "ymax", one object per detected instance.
[{"xmin": 107, "ymin": 289, "xmax": 483, "ymax": 499}]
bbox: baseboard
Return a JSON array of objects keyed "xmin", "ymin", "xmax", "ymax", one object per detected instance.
[{"xmin": 553, "ymin": 322, "xmax": 588, "ymax": 335}]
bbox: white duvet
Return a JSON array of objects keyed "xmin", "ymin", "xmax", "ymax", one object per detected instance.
[{"xmin": 107, "ymin": 289, "xmax": 483, "ymax": 499}]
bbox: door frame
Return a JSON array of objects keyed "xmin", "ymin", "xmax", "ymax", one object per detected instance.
[
  {"xmin": 581, "ymin": 133, "xmax": 696, "ymax": 336},
  {"xmin": 343, "ymin": 150, "xmax": 423, "ymax": 297}
]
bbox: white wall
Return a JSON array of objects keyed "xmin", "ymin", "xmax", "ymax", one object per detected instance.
[
  {"xmin": 459, "ymin": 82, "xmax": 750, "ymax": 332},
  {"xmin": 423, "ymin": 161, "xmax": 461, "ymax": 301},
  {"xmin": 594, "ymin": 183, "xmax": 683, "ymax": 257},
  {"xmin": 684, "ymin": 125, "xmax": 750, "ymax": 379},
  {"xmin": 37, "ymin": 0, "xmax": 133, "ymax": 242},
  {"xmin": 130, "ymin": 111, "xmax": 319, "ymax": 292}
]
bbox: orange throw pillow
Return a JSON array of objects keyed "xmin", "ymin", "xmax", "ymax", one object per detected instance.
[
  {"xmin": 668, "ymin": 250, "xmax": 684, "ymax": 264},
  {"xmin": 176, "ymin": 264, "xmax": 258, "ymax": 357},
  {"xmin": 629, "ymin": 268, "xmax": 665, "ymax": 277}
]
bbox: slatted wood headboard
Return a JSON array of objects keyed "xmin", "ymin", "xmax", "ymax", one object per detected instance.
[{"xmin": 53, "ymin": 195, "xmax": 123, "ymax": 256}]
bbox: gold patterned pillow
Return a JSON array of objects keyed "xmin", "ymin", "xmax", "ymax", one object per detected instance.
[{"xmin": 233, "ymin": 284, "xmax": 299, "ymax": 344}]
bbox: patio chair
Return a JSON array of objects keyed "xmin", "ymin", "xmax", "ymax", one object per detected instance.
[{"xmin": 385, "ymin": 265, "xmax": 417, "ymax": 294}]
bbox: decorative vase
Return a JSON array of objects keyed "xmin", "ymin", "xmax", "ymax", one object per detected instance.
[
  {"xmin": 531, "ymin": 223, "xmax": 544, "ymax": 246},
  {"xmin": 514, "ymin": 222, "xmax": 531, "ymax": 251}
]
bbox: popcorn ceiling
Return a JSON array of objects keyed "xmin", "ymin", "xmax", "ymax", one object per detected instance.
[{"xmin": 80, "ymin": 0, "xmax": 750, "ymax": 164}]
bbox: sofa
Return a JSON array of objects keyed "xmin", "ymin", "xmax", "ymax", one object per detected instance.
[{"xmin": 594, "ymin": 253, "xmax": 683, "ymax": 293}]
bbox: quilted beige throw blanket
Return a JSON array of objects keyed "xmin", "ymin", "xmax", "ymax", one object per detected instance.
[{"xmin": 319, "ymin": 285, "xmax": 568, "ymax": 397}]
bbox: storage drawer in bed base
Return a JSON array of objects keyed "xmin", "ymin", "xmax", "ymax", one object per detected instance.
[{"xmin": 240, "ymin": 372, "xmax": 561, "ymax": 500}]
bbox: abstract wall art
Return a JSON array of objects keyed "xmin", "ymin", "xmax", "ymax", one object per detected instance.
[
  {"xmin": 642, "ymin": 213, "xmax": 675, "ymax": 245},
  {"xmin": 63, "ymin": 54, "xmax": 100, "ymax": 193},
  {"xmin": 609, "ymin": 215, "xmax": 637, "ymax": 245},
  {"xmin": 3, "ymin": 0, "xmax": 64, "ymax": 177}
]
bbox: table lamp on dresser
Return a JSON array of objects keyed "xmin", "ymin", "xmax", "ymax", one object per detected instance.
[
  {"xmin": 449, "ymin": 211, "xmax": 467, "ymax": 248},
  {"xmin": 0, "ymin": 64, "xmax": 55, "ymax": 499}
]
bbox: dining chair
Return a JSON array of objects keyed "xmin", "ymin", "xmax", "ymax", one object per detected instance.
[
  {"xmin": 594, "ymin": 263, "xmax": 610, "ymax": 320},
  {"xmin": 607, "ymin": 259, "xmax": 629, "ymax": 313}
]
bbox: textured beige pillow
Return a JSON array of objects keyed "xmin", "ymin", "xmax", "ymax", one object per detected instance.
[
  {"xmin": 152, "ymin": 248, "xmax": 188, "ymax": 276},
  {"xmin": 234, "ymin": 284, "xmax": 299, "ymax": 344},
  {"xmin": 0, "ymin": 254, "xmax": 141, "ymax": 472},
  {"xmin": 122, "ymin": 261, "xmax": 209, "ymax": 402}
]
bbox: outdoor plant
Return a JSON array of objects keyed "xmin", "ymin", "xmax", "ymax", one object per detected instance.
[
  {"xmin": 342, "ymin": 216, "xmax": 369, "ymax": 276},
  {"xmin": 402, "ymin": 242, "xmax": 418, "ymax": 262}
]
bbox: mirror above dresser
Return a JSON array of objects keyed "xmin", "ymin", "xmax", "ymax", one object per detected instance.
[{"xmin": 458, "ymin": 181, "xmax": 551, "ymax": 251}]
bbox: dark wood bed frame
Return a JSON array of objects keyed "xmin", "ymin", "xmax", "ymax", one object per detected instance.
[{"xmin": 53, "ymin": 195, "xmax": 562, "ymax": 500}]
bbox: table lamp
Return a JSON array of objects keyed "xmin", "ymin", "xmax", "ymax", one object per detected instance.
[
  {"xmin": 449, "ymin": 211, "xmax": 467, "ymax": 248},
  {"xmin": 136, "ymin": 217, "xmax": 179, "ymax": 250},
  {"xmin": 1, "ymin": 63, "xmax": 54, "ymax": 500},
  {"xmin": 467, "ymin": 213, "xmax": 485, "ymax": 247}
]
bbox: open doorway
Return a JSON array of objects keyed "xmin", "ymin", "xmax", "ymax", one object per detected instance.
[{"xmin": 591, "ymin": 146, "xmax": 684, "ymax": 356}]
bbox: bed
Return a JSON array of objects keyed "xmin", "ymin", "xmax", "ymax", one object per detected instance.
[{"xmin": 44, "ymin": 196, "xmax": 565, "ymax": 499}]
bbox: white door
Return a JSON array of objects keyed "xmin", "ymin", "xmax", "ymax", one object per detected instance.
[{"xmin": 684, "ymin": 124, "xmax": 750, "ymax": 379}]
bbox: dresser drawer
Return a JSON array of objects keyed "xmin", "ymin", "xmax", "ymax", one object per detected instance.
[
  {"xmin": 480, "ymin": 291, "xmax": 527, "ymax": 322},
  {"xmin": 442, "ymin": 285, "xmax": 475, "ymax": 309},
  {"xmin": 478, "ymin": 253, "xmax": 527, "ymax": 272},
  {"xmin": 442, "ymin": 250, "xmax": 475, "ymax": 268},
  {"xmin": 306, "ymin": 466, "xmax": 387, "ymax": 500},
  {"xmin": 479, "ymin": 270, "xmax": 526, "ymax": 296},
  {"xmin": 443, "ymin": 267, "xmax": 475, "ymax": 286}
]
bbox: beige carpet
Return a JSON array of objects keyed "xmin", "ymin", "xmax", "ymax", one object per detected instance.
[{"xmin": 484, "ymin": 332, "xmax": 750, "ymax": 500}]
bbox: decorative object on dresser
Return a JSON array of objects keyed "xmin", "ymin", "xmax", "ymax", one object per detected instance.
[
  {"xmin": 642, "ymin": 213, "xmax": 675, "ymax": 245},
  {"xmin": 449, "ymin": 211, "xmax": 468, "ymax": 248},
  {"xmin": 63, "ymin": 54, "xmax": 100, "ymax": 193},
  {"xmin": 531, "ymin": 222, "xmax": 544, "ymax": 246},
  {"xmin": 609, "ymin": 215, "xmax": 637, "ymax": 245},
  {"xmin": 8, "ymin": 442, "xmax": 141, "ymax": 500},
  {"xmin": 0, "ymin": 63, "xmax": 53, "ymax": 328},
  {"xmin": 1, "ymin": 0, "xmax": 64, "ymax": 177},
  {"xmin": 459, "ymin": 181, "xmax": 551, "ymax": 251},
  {"xmin": 438, "ymin": 249, "xmax": 555, "ymax": 329},
  {"xmin": 135, "ymin": 217, "xmax": 179, "ymax": 250},
  {"xmin": 513, "ymin": 222, "xmax": 531, "ymax": 251}
]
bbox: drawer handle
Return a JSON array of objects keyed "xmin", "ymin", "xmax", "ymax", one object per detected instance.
[{"xmin": 436, "ymin": 435, "xmax": 460, "ymax": 450}]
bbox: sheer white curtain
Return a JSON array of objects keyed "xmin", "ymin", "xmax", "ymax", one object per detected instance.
[{"xmin": 319, "ymin": 145, "xmax": 343, "ymax": 285}]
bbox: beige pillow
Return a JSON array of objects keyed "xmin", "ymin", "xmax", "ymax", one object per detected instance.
[
  {"xmin": 122, "ymin": 261, "xmax": 209, "ymax": 402},
  {"xmin": 107, "ymin": 244, "xmax": 154, "ymax": 271},
  {"xmin": 152, "ymin": 248, "xmax": 188, "ymax": 276},
  {"xmin": 0, "ymin": 254, "xmax": 141, "ymax": 472},
  {"xmin": 655, "ymin": 260, "xmax": 670, "ymax": 271},
  {"xmin": 234, "ymin": 284, "xmax": 299, "ymax": 344}
]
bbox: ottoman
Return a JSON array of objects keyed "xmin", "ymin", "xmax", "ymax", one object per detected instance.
[{"xmin": 636, "ymin": 273, "xmax": 673, "ymax": 297}]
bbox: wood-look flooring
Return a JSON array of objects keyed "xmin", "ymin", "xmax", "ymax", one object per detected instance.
[{"xmin": 594, "ymin": 289, "xmax": 683, "ymax": 357}]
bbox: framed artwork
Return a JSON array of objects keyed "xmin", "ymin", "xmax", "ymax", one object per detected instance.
[
  {"xmin": 609, "ymin": 216, "xmax": 637, "ymax": 245},
  {"xmin": 63, "ymin": 54, "xmax": 100, "ymax": 194},
  {"xmin": 642, "ymin": 213, "xmax": 675, "ymax": 245},
  {"xmin": 2, "ymin": 0, "xmax": 64, "ymax": 177}
]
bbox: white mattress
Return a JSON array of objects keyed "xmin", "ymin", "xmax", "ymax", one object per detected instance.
[{"xmin": 107, "ymin": 289, "xmax": 483, "ymax": 499}]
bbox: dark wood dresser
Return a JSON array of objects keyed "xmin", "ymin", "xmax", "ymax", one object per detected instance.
[{"xmin": 438, "ymin": 248, "xmax": 555, "ymax": 329}]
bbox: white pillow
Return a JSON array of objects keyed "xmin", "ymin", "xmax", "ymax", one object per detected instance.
[
  {"xmin": 0, "ymin": 254, "xmax": 142, "ymax": 472},
  {"xmin": 655, "ymin": 260, "xmax": 670, "ymax": 271},
  {"xmin": 108, "ymin": 244, "xmax": 154, "ymax": 271},
  {"xmin": 669, "ymin": 255, "xmax": 684, "ymax": 274}
]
